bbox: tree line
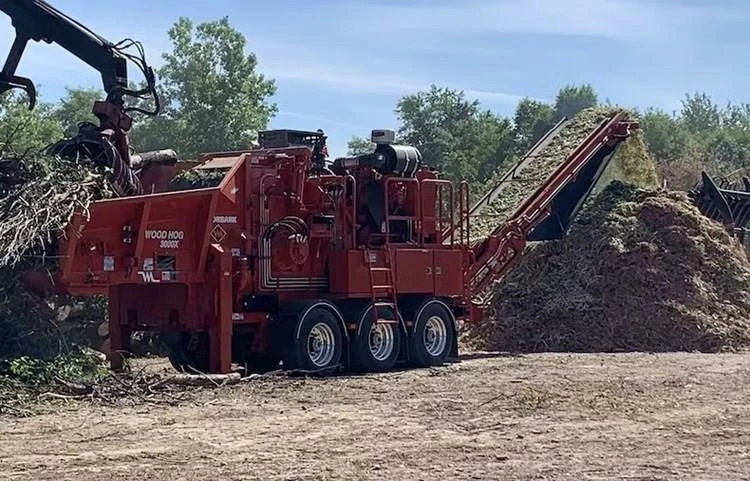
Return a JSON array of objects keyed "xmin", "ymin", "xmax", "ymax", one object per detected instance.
[{"xmin": 1, "ymin": 15, "xmax": 748, "ymax": 193}]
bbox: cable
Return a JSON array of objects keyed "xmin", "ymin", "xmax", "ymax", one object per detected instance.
[{"xmin": 104, "ymin": 38, "xmax": 161, "ymax": 116}]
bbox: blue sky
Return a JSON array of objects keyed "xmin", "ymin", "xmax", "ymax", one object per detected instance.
[{"xmin": 2, "ymin": 0, "xmax": 749, "ymax": 158}]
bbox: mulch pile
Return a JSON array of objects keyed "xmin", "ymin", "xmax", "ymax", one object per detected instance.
[
  {"xmin": 471, "ymin": 106, "xmax": 657, "ymax": 240},
  {"xmin": 463, "ymin": 181, "xmax": 750, "ymax": 353},
  {"xmin": 471, "ymin": 107, "xmax": 618, "ymax": 238}
]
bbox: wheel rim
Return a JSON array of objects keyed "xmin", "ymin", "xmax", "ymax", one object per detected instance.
[
  {"xmin": 424, "ymin": 315, "xmax": 448, "ymax": 357},
  {"xmin": 369, "ymin": 322, "xmax": 395, "ymax": 361},
  {"xmin": 307, "ymin": 322, "xmax": 336, "ymax": 367}
]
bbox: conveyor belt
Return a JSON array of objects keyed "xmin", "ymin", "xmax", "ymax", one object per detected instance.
[{"xmin": 469, "ymin": 117, "xmax": 569, "ymax": 216}]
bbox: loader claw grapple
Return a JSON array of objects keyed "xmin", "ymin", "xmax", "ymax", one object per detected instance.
[
  {"xmin": 37, "ymin": 111, "xmax": 639, "ymax": 375},
  {"xmin": 690, "ymin": 171, "xmax": 750, "ymax": 249}
]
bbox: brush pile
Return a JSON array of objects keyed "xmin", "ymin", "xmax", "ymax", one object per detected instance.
[
  {"xmin": 168, "ymin": 168, "xmax": 227, "ymax": 190},
  {"xmin": 464, "ymin": 181, "xmax": 750, "ymax": 353},
  {"xmin": 0, "ymin": 347, "xmax": 206, "ymax": 417},
  {"xmin": 0, "ymin": 154, "xmax": 114, "ymax": 267},
  {"xmin": 0, "ymin": 145, "xmax": 114, "ymax": 360}
]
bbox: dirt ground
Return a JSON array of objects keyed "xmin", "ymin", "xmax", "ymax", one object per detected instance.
[{"xmin": 1, "ymin": 352, "xmax": 750, "ymax": 481}]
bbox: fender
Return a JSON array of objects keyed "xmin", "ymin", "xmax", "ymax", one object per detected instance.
[
  {"xmin": 279, "ymin": 299, "xmax": 348, "ymax": 342},
  {"xmin": 355, "ymin": 302, "xmax": 407, "ymax": 340}
]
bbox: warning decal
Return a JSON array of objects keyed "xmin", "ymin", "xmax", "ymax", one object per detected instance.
[{"xmin": 210, "ymin": 224, "xmax": 227, "ymax": 243}]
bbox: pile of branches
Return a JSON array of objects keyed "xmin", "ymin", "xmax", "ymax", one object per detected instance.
[
  {"xmin": 0, "ymin": 131, "xmax": 118, "ymax": 361},
  {"xmin": 168, "ymin": 168, "xmax": 227, "ymax": 191},
  {"xmin": 0, "ymin": 148, "xmax": 116, "ymax": 267},
  {"xmin": 0, "ymin": 349, "xmax": 205, "ymax": 417},
  {"xmin": 464, "ymin": 181, "xmax": 750, "ymax": 353}
]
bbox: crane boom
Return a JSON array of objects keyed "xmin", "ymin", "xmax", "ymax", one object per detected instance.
[
  {"xmin": 0, "ymin": 0, "xmax": 161, "ymax": 196},
  {"xmin": 0, "ymin": 0, "xmax": 158, "ymax": 114},
  {"xmin": 0, "ymin": 0, "xmax": 127, "ymax": 103}
]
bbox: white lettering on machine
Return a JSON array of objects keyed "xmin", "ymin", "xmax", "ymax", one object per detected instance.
[
  {"xmin": 213, "ymin": 215, "xmax": 238, "ymax": 224},
  {"xmin": 145, "ymin": 229, "xmax": 184, "ymax": 249}
]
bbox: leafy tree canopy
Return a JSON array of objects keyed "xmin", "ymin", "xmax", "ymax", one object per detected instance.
[{"xmin": 132, "ymin": 16, "xmax": 277, "ymax": 158}]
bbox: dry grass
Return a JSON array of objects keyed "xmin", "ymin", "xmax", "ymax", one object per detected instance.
[{"xmin": 1, "ymin": 353, "xmax": 749, "ymax": 480}]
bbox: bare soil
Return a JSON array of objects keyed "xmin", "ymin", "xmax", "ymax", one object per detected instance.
[{"xmin": 2, "ymin": 352, "xmax": 750, "ymax": 481}]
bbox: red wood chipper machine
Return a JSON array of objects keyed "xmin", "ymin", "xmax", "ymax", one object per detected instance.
[
  {"xmin": 1, "ymin": 0, "xmax": 639, "ymax": 375},
  {"xmin": 43, "ymin": 117, "xmax": 635, "ymax": 375}
]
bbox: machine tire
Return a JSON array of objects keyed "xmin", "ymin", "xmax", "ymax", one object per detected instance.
[
  {"xmin": 351, "ymin": 304, "xmax": 401, "ymax": 372},
  {"xmin": 164, "ymin": 332, "xmax": 210, "ymax": 374},
  {"xmin": 410, "ymin": 300, "xmax": 455, "ymax": 367},
  {"xmin": 285, "ymin": 306, "xmax": 344, "ymax": 374}
]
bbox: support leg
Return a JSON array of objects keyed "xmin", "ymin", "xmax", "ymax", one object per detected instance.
[
  {"xmin": 107, "ymin": 286, "xmax": 126, "ymax": 371},
  {"xmin": 209, "ymin": 245, "xmax": 233, "ymax": 373}
]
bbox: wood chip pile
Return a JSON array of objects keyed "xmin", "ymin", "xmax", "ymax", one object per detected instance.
[
  {"xmin": 463, "ymin": 181, "xmax": 750, "ymax": 353},
  {"xmin": 470, "ymin": 107, "xmax": 617, "ymax": 239}
]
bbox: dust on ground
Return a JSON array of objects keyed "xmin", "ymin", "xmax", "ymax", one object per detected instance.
[{"xmin": 1, "ymin": 352, "xmax": 749, "ymax": 481}]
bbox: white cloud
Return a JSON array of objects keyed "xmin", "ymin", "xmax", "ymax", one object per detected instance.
[
  {"xmin": 340, "ymin": 0, "xmax": 748, "ymax": 44},
  {"xmin": 263, "ymin": 61, "xmax": 425, "ymax": 95},
  {"xmin": 258, "ymin": 50, "xmax": 533, "ymax": 106}
]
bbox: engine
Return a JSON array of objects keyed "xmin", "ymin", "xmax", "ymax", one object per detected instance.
[{"xmin": 331, "ymin": 129, "xmax": 423, "ymax": 178}]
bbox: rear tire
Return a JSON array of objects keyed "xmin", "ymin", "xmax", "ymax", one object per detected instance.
[
  {"xmin": 284, "ymin": 306, "xmax": 344, "ymax": 374},
  {"xmin": 352, "ymin": 304, "xmax": 401, "ymax": 372},
  {"xmin": 410, "ymin": 300, "xmax": 454, "ymax": 367}
]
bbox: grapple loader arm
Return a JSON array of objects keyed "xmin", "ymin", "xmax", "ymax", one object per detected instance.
[
  {"xmin": 467, "ymin": 111, "xmax": 638, "ymax": 311},
  {"xmin": 690, "ymin": 171, "xmax": 750, "ymax": 250},
  {"xmin": 0, "ymin": 0, "xmax": 162, "ymax": 197},
  {"xmin": 0, "ymin": 0, "xmax": 158, "ymax": 112}
]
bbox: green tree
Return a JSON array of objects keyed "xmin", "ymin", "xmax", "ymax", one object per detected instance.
[
  {"xmin": 681, "ymin": 92, "xmax": 721, "ymax": 134},
  {"xmin": 347, "ymin": 136, "xmax": 374, "ymax": 155},
  {"xmin": 53, "ymin": 87, "xmax": 103, "ymax": 137},
  {"xmin": 553, "ymin": 84, "xmax": 598, "ymax": 119},
  {"xmin": 395, "ymin": 85, "xmax": 514, "ymax": 184},
  {"xmin": 704, "ymin": 128, "xmax": 750, "ymax": 174},
  {"xmin": 723, "ymin": 103, "xmax": 750, "ymax": 130},
  {"xmin": 512, "ymin": 98, "xmax": 554, "ymax": 154},
  {"xmin": 474, "ymin": 111, "xmax": 515, "ymax": 183},
  {"xmin": 638, "ymin": 108, "xmax": 689, "ymax": 162},
  {"xmin": 0, "ymin": 91, "xmax": 63, "ymax": 156},
  {"xmin": 133, "ymin": 17, "xmax": 277, "ymax": 157}
]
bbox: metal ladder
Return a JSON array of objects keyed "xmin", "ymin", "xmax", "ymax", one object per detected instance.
[{"xmin": 364, "ymin": 247, "xmax": 399, "ymax": 324}]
